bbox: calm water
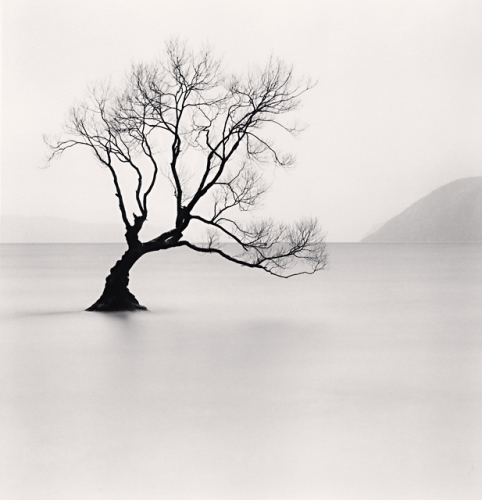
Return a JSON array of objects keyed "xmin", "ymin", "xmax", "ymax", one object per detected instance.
[{"xmin": 1, "ymin": 243, "xmax": 481, "ymax": 500}]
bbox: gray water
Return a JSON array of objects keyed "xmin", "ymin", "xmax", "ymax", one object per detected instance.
[{"xmin": 1, "ymin": 243, "xmax": 481, "ymax": 500}]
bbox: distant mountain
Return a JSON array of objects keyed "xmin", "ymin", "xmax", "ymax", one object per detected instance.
[
  {"xmin": 0, "ymin": 215, "xmax": 125, "ymax": 243},
  {"xmin": 361, "ymin": 177, "xmax": 482, "ymax": 243},
  {"xmin": 362, "ymin": 221, "xmax": 385, "ymax": 240},
  {"xmin": 0, "ymin": 215, "xmax": 188, "ymax": 244}
]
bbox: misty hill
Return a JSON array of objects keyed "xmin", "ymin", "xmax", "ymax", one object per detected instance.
[
  {"xmin": 0, "ymin": 216, "xmax": 188, "ymax": 244},
  {"xmin": 362, "ymin": 177, "xmax": 482, "ymax": 243},
  {"xmin": 0, "ymin": 215, "xmax": 125, "ymax": 243}
]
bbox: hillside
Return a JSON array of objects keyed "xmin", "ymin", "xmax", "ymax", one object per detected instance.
[
  {"xmin": 362, "ymin": 177, "xmax": 482, "ymax": 243},
  {"xmin": 0, "ymin": 215, "xmax": 195, "ymax": 244},
  {"xmin": 0, "ymin": 215, "xmax": 125, "ymax": 243}
]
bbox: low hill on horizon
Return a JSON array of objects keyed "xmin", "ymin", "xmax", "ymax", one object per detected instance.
[
  {"xmin": 362, "ymin": 177, "xmax": 482, "ymax": 243},
  {"xmin": 0, "ymin": 215, "xmax": 183, "ymax": 243},
  {"xmin": 0, "ymin": 215, "xmax": 126, "ymax": 243}
]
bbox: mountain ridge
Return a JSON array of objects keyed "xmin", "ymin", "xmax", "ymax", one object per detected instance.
[
  {"xmin": 362, "ymin": 177, "xmax": 482, "ymax": 243},
  {"xmin": 0, "ymin": 215, "xmax": 125, "ymax": 243}
]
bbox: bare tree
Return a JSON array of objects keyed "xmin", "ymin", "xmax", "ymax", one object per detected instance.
[{"xmin": 46, "ymin": 40, "xmax": 328, "ymax": 311}]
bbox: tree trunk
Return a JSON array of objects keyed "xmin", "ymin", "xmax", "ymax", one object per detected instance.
[{"xmin": 86, "ymin": 247, "xmax": 147, "ymax": 312}]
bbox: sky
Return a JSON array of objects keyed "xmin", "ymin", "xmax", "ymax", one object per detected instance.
[{"xmin": 2, "ymin": 0, "xmax": 482, "ymax": 242}]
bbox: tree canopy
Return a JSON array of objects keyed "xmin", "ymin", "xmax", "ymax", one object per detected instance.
[{"xmin": 46, "ymin": 41, "xmax": 327, "ymax": 310}]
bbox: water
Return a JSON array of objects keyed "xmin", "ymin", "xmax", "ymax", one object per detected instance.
[{"xmin": 1, "ymin": 243, "xmax": 481, "ymax": 500}]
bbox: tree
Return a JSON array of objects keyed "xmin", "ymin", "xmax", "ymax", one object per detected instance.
[{"xmin": 46, "ymin": 41, "xmax": 328, "ymax": 311}]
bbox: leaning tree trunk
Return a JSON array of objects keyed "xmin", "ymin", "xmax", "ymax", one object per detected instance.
[{"xmin": 87, "ymin": 247, "xmax": 146, "ymax": 312}]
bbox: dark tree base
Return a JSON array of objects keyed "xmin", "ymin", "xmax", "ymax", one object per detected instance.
[
  {"xmin": 86, "ymin": 289, "xmax": 147, "ymax": 312},
  {"xmin": 86, "ymin": 247, "xmax": 149, "ymax": 312}
]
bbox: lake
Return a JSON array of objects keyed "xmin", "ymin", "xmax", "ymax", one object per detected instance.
[{"xmin": 1, "ymin": 243, "xmax": 481, "ymax": 500}]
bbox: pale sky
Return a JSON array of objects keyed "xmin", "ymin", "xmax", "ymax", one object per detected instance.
[{"xmin": 2, "ymin": 0, "xmax": 482, "ymax": 241}]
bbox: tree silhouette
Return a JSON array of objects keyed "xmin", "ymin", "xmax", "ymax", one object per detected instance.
[{"xmin": 46, "ymin": 41, "xmax": 327, "ymax": 311}]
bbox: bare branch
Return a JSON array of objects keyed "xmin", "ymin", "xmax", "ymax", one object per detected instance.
[{"xmin": 45, "ymin": 40, "xmax": 327, "ymax": 279}]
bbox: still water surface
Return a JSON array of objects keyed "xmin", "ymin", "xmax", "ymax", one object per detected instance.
[{"xmin": 1, "ymin": 243, "xmax": 481, "ymax": 499}]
